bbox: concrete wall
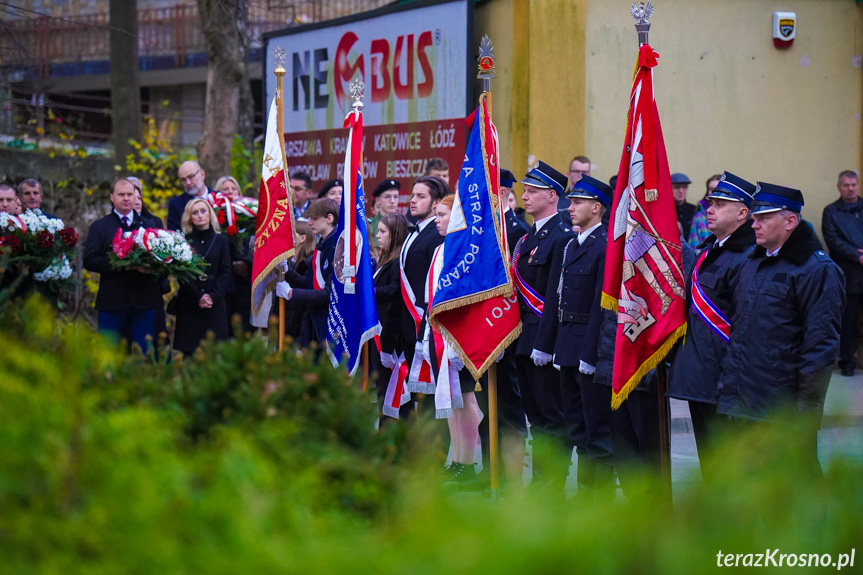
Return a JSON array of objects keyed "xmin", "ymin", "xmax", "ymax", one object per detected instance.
[{"xmin": 477, "ymin": 0, "xmax": 863, "ymax": 229}]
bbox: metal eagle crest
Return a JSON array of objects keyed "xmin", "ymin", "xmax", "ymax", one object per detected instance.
[{"xmin": 631, "ymin": 2, "xmax": 654, "ymax": 25}]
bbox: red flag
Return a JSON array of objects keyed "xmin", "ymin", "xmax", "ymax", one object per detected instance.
[
  {"xmin": 601, "ymin": 44, "xmax": 687, "ymax": 408},
  {"xmin": 252, "ymin": 96, "xmax": 295, "ymax": 316}
]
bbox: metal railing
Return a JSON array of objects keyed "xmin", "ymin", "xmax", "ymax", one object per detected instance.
[{"xmin": 1, "ymin": 1, "xmax": 393, "ymax": 76}]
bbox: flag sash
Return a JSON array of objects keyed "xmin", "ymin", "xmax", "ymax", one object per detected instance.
[
  {"xmin": 691, "ymin": 251, "xmax": 730, "ymax": 342},
  {"xmin": 382, "ymin": 352, "xmax": 411, "ymax": 419},
  {"xmin": 511, "ymin": 236, "xmax": 544, "ymax": 317}
]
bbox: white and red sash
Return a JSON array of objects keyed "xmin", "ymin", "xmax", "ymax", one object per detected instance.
[
  {"xmin": 425, "ymin": 244, "xmax": 464, "ymax": 418},
  {"xmin": 399, "ymin": 233, "xmax": 425, "ymax": 338},
  {"xmin": 312, "ymin": 249, "xmax": 325, "ymax": 290},
  {"xmin": 382, "ymin": 352, "xmax": 411, "ymax": 419},
  {"xmin": 406, "ymin": 243, "xmax": 441, "ymax": 394},
  {"xmin": 511, "ymin": 235, "xmax": 544, "ymax": 317},
  {"xmin": 691, "ymin": 249, "xmax": 731, "ymax": 342}
]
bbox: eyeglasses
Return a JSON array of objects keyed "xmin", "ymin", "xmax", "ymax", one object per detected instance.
[
  {"xmin": 568, "ymin": 169, "xmax": 589, "ymax": 175},
  {"xmin": 291, "ymin": 185, "xmax": 308, "ymax": 192},
  {"xmin": 179, "ymin": 169, "xmax": 201, "ymax": 183}
]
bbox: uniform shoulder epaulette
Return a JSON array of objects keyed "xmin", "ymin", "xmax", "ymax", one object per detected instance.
[
  {"xmin": 813, "ymin": 249, "xmax": 832, "ymax": 263},
  {"xmin": 556, "ymin": 220, "xmax": 571, "ymax": 234}
]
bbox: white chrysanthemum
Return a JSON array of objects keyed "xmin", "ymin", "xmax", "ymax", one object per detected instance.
[{"xmin": 34, "ymin": 255, "xmax": 73, "ymax": 282}]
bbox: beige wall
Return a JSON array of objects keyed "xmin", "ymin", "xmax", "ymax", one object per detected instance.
[{"xmin": 585, "ymin": 0, "xmax": 863, "ymax": 230}]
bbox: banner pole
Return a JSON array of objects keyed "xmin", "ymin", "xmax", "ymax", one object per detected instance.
[
  {"xmin": 275, "ymin": 56, "xmax": 286, "ymax": 352},
  {"xmin": 362, "ymin": 342, "xmax": 370, "ymax": 393},
  {"xmin": 632, "ymin": 0, "xmax": 672, "ymax": 505},
  {"xmin": 478, "ymin": 35, "xmax": 501, "ymax": 501}
]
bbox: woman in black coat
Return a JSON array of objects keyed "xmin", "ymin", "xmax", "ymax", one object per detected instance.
[
  {"xmin": 372, "ymin": 213, "xmax": 410, "ymax": 407},
  {"xmin": 173, "ymin": 198, "xmax": 232, "ymax": 356}
]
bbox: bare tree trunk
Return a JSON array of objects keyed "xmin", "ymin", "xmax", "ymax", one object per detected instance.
[
  {"xmin": 109, "ymin": 0, "xmax": 141, "ymax": 164},
  {"xmin": 196, "ymin": 0, "xmax": 250, "ymax": 180}
]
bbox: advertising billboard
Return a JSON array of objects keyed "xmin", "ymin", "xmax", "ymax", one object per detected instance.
[{"xmin": 263, "ymin": 0, "xmax": 472, "ymax": 205}]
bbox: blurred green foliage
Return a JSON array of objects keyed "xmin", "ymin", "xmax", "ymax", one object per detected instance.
[
  {"xmin": 229, "ymin": 134, "xmax": 257, "ymax": 196},
  {"xmin": 0, "ymin": 296, "xmax": 861, "ymax": 573}
]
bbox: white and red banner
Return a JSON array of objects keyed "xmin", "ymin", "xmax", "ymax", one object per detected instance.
[{"xmin": 252, "ymin": 96, "xmax": 295, "ymax": 316}]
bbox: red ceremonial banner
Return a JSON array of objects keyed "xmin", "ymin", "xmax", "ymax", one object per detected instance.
[{"xmin": 601, "ymin": 44, "xmax": 687, "ymax": 408}]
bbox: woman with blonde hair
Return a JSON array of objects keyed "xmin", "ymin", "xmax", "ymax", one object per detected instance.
[
  {"xmin": 214, "ymin": 175, "xmax": 242, "ymax": 200},
  {"xmin": 173, "ymin": 198, "xmax": 232, "ymax": 355}
]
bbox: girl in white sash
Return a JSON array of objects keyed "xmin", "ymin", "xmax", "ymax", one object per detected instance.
[{"xmin": 423, "ymin": 194, "xmax": 483, "ymax": 484}]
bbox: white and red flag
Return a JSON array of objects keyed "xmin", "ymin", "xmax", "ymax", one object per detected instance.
[{"xmin": 252, "ymin": 96, "xmax": 296, "ymax": 316}]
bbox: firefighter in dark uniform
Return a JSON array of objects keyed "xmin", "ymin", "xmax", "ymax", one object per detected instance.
[
  {"xmin": 668, "ymin": 171, "xmax": 757, "ymax": 473},
  {"xmin": 537, "ymin": 175, "xmax": 613, "ymax": 499},
  {"xmin": 716, "ymin": 183, "xmax": 844, "ymax": 472},
  {"xmin": 512, "ymin": 161, "xmax": 574, "ymax": 490}
]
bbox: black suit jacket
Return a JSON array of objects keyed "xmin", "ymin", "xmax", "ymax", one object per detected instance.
[
  {"xmin": 504, "ymin": 208, "xmax": 529, "ymax": 258},
  {"xmin": 291, "ymin": 229, "xmax": 338, "ymax": 343},
  {"xmin": 538, "ymin": 224, "xmax": 607, "ymax": 367},
  {"xmin": 374, "ymin": 258, "xmax": 401, "ymax": 354},
  {"xmin": 167, "ymin": 187, "xmax": 216, "ymax": 232},
  {"xmin": 397, "ymin": 220, "xmax": 445, "ymax": 350},
  {"xmin": 513, "ymin": 213, "xmax": 573, "ymax": 355},
  {"xmin": 83, "ymin": 211, "xmax": 163, "ymax": 311}
]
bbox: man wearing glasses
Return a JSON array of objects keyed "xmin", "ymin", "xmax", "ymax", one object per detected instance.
[
  {"xmin": 290, "ymin": 171, "xmax": 314, "ymax": 219},
  {"xmin": 168, "ymin": 161, "xmax": 216, "ymax": 231}
]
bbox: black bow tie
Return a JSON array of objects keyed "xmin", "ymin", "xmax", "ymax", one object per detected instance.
[{"xmin": 407, "ymin": 224, "xmax": 418, "ymax": 233}]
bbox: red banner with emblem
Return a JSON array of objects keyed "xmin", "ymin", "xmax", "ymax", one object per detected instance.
[
  {"xmin": 252, "ymin": 96, "xmax": 296, "ymax": 316},
  {"xmin": 601, "ymin": 44, "xmax": 687, "ymax": 408}
]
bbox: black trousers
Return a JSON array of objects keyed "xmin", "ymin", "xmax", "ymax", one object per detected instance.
[
  {"xmin": 561, "ymin": 367, "xmax": 613, "ymax": 463},
  {"xmin": 516, "ymin": 355, "xmax": 567, "ymax": 478},
  {"xmin": 610, "ymin": 387, "xmax": 661, "ymax": 496},
  {"xmin": 839, "ymin": 291, "xmax": 863, "ymax": 370}
]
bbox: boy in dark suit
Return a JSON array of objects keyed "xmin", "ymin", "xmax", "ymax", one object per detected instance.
[{"xmin": 538, "ymin": 175, "xmax": 613, "ymax": 500}]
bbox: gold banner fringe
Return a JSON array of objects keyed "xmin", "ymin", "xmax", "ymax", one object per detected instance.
[
  {"xmin": 430, "ymin": 314, "xmax": 523, "ymax": 383},
  {"xmin": 428, "ymin": 282, "xmax": 512, "ymax": 318},
  {"xmin": 610, "ymin": 323, "xmax": 687, "ymax": 410},
  {"xmin": 251, "ymin": 251, "xmax": 292, "ymax": 317},
  {"xmin": 600, "ymin": 292, "xmax": 618, "ymax": 312}
]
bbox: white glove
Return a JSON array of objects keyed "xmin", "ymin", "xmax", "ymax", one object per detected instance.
[
  {"xmin": 495, "ymin": 351, "xmax": 504, "ymax": 363},
  {"xmin": 531, "ymin": 349, "xmax": 552, "ymax": 367},
  {"xmin": 275, "ymin": 281, "xmax": 292, "ymax": 300},
  {"xmin": 380, "ymin": 352, "xmax": 397, "ymax": 369},
  {"xmin": 447, "ymin": 348, "xmax": 464, "ymax": 370},
  {"xmin": 418, "ymin": 340, "xmax": 430, "ymax": 364},
  {"xmin": 578, "ymin": 360, "xmax": 596, "ymax": 375}
]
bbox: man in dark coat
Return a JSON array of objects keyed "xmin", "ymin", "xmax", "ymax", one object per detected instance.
[
  {"xmin": 717, "ymin": 183, "xmax": 844, "ymax": 470},
  {"xmin": 672, "ymin": 172, "xmax": 696, "ymax": 238},
  {"xmin": 168, "ymin": 161, "xmax": 216, "ymax": 231},
  {"xmin": 537, "ymin": 175, "xmax": 612, "ymax": 499},
  {"xmin": 668, "ymin": 171, "xmax": 757, "ymax": 468},
  {"xmin": 513, "ymin": 161, "xmax": 574, "ymax": 490},
  {"xmin": 821, "ymin": 170, "xmax": 863, "ymax": 376},
  {"xmin": 398, "ymin": 176, "xmax": 447, "ymax": 396},
  {"xmin": 83, "ymin": 178, "xmax": 163, "ymax": 352}
]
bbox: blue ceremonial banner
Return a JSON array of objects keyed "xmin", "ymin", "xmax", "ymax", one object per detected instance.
[
  {"xmin": 326, "ymin": 107, "xmax": 381, "ymax": 375},
  {"xmin": 428, "ymin": 95, "xmax": 521, "ymax": 379}
]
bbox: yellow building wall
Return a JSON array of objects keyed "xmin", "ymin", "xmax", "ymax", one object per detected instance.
[
  {"xmin": 585, "ymin": 0, "xmax": 863, "ymax": 230},
  {"xmin": 477, "ymin": 0, "xmax": 863, "ymax": 229},
  {"xmin": 476, "ymin": 0, "xmax": 587, "ymax": 188}
]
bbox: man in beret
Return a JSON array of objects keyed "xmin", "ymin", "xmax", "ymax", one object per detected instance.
[
  {"xmin": 716, "ymin": 183, "xmax": 844, "ymax": 470},
  {"xmin": 672, "ymin": 172, "xmax": 696, "ymax": 238},
  {"xmin": 368, "ymin": 179, "xmax": 401, "ymax": 251},
  {"xmin": 512, "ymin": 160, "xmax": 574, "ymax": 492}
]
